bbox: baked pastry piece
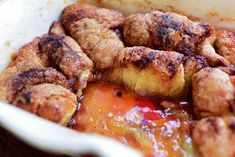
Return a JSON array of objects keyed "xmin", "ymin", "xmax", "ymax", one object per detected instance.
[
  {"xmin": 105, "ymin": 46, "xmax": 207, "ymax": 97},
  {"xmin": 12, "ymin": 83, "xmax": 77, "ymax": 125},
  {"xmin": 61, "ymin": 3, "xmax": 124, "ymax": 69},
  {"xmin": 192, "ymin": 67, "xmax": 234, "ymax": 117},
  {"xmin": 193, "ymin": 117, "xmax": 235, "ymax": 157},
  {"xmin": 123, "ymin": 11, "xmax": 230, "ymax": 66},
  {"xmin": 38, "ymin": 34, "xmax": 93, "ymax": 96},
  {"xmin": 215, "ymin": 29, "xmax": 235, "ymax": 66},
  {"xmin": 0, "ymin": 33, "xmax": 93, "ymax": 125}
]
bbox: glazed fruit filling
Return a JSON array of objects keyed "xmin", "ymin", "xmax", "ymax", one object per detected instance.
[{"xmin": 71, "ymin": 82, "xmax": 197, "ymax": 157}]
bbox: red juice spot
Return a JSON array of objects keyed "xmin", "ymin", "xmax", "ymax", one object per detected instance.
[{"xmin": 136, "ymin": 98, "xmax": 163, "ymax": 121}]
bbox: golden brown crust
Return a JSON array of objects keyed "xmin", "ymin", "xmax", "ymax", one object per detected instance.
[
  {"xmin": 124, "ymin": 11, "xmax": 213, "ymax": 54},
  {"xmin": 0, "ymin": 63, "xmax": 77, "ymax": 125},
  {"xmin": 123, "ymin": 11, "xmax": 229, "ymax": 66},
  {"xmin": 217, "ymin": 66, "xmax": 235, "ymax": 75},
  {"xmin": 123, "ymin": 13, "xmax": 153, "ymax": 47},
  {"xmin": 38, "ymin": 34, "xmax": 93, "ymax": 94},
  {"xmin": 0, "ymin": 33, "xmax": 99, "ymax": 124},
  {"xmin": 183, "ymin": 55, "xmax": 209, "ymax": 96},
  {"xmin": 1, "ymin": 67, "xmax": 71, "ymax": 103},
  {"xmin": 0, "ymin": 36, "xmax": 46, "ymax": 102},
  {"xmin": 116, "ymin": 46, "xmax": 184, "ymax": 78},
  {"xmin": 12, "ymin": 84, "xmax": 77, "ymax": 125},
  {"xmin": 49, "ymin": 21, "xmax": 66, "ymax": 35},
  {"xmin": 106, "ymin": 46, "xmax": 186, "ymax": 97},
  {"xmin": 60, "ymin": 3, "xmax": 124, "ymax": 69},
  {"xmin": 192, "ymin": 68, "xmax": 234, "ymax": 117},
  {"xmin": 61, "ymin": 3, "xmax": 124, "ymax": 30},
  {"xmin": 60, "ymin": 3, "xmax": 215, "ymax": 98},
  {"xmin": 193, "ymin": 117, "xmax": 235, "ymax": 157},
  {"xmin": 7, "ymin": 36, "xmax": 45, "ymax": 70},
  {"xmin": 215, "ymin": 29, "xmax": 235, "ymax": 66}
]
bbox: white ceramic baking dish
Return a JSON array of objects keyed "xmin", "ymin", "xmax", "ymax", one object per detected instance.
[{"xmin": 0, "ymin": 0, "xmax": 234, "ymax": 156}]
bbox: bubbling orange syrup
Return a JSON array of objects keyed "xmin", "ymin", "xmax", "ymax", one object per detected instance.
[{"xmin": 71, "ymin": 82, "xmax": 198, "ymax": 157}]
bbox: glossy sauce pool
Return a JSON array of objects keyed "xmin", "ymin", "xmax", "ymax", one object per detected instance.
[{"xmin": 70, "ymin": 82, "xmax": 197, "ymax": 157}]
